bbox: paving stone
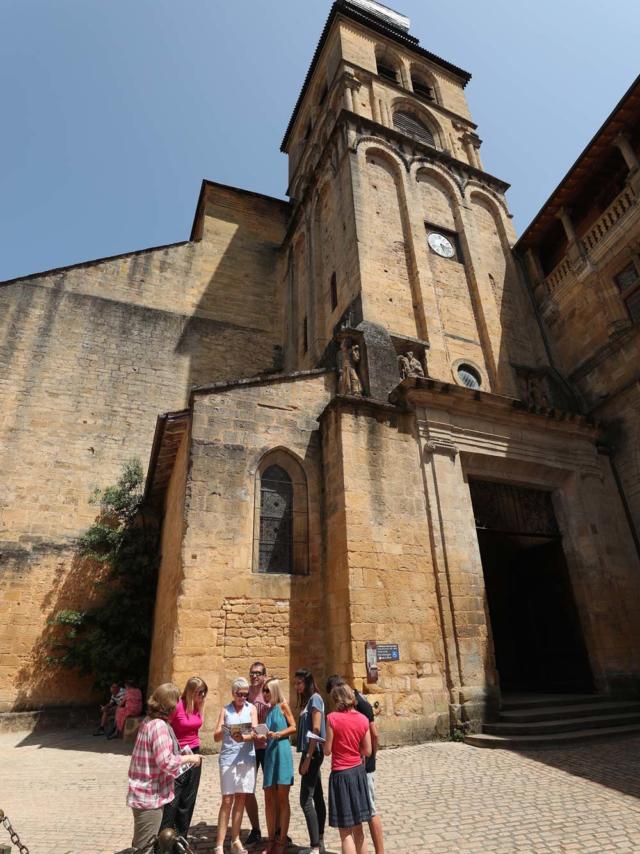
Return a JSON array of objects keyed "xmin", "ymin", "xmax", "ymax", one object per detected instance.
[{"xmin": 2, "ymin": 730, "xmax": 640, "ymax": 853}]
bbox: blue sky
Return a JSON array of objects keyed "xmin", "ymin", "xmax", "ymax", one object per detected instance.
[{"xmin": 0, "ymin": 0, "xmax": 637, "ymax": 281}]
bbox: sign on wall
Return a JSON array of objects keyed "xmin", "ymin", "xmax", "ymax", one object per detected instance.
[{"xmin": 376, "ymin": 643, "xmax": 400, "ymax": 662}]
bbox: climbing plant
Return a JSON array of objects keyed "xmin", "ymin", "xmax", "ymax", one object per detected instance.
[{"xmin": 47, "ymin": 459, "xmax": 159, "ymax": 693}]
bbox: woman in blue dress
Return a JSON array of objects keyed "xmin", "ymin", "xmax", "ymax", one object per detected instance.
[{"xmin": 261, "ymin": 678, "xmax": 296, "ymax": 854}]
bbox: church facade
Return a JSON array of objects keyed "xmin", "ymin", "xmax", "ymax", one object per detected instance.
[{"xmin": 3, "ymin": 1, "xmax": 640, "ymax": 746}]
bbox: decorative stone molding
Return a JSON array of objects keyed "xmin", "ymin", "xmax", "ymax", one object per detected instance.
[{"xmin": 424, "ymin": 439, "xmax": 459, "ymax": 459}]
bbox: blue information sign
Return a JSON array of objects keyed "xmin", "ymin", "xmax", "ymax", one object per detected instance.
[{"xmin": 376, "ymin": 643, "xmax": 399, "ymax": 662}]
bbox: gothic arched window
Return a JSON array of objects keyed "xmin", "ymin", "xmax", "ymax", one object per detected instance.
[
  {"xmin": 253, "ymin": 450, "xmax": 309, "ymax": 575},
  {"xmin": 259, "ymin": 465, "xmax": 293, "ymax": 573},
  {"xmin": 393, "ymin": 111, "xmax": 435, "ymax": 148}
]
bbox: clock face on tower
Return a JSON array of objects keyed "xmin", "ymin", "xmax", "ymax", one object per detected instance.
[{"xmin": 427, "ymin": 232, "xmax": 455, "ymax": 258}]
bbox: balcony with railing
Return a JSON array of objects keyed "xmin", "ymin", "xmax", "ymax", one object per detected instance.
[
  {"xmin": 541, "ymin": 182, "xmax": 638, "ymax": 296},
  {"xmin": 580, "ymin": 183, "xmax": 636, "ymax": 254}
]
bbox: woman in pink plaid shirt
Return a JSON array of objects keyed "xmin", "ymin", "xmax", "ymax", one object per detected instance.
[{"xmin": 127, "ymin": 683, "xmax": 202, "ymax": 850}]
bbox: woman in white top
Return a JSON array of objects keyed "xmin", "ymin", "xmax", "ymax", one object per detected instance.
[{"xmin": 214, "ymin": 676, "xmax": 259, "ymax": 854}]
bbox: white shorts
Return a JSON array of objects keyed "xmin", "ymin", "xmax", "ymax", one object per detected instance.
[
  {"xmin": 367, "ymin": 772, "xmax": 377, "ymax": 817},
  {"xmin": 220, "ymin": 761, "xmax": 256, "ymax": 795}
]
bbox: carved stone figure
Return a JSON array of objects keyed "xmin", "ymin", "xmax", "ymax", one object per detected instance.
[
  {"xmin": 337, "ymin": 339, "xmax": 363, "ymax": 396},
  {"xmin": 398, "ymin": 350, "xmax": 425, "ymax": 379},
  {"xmin": 526, "ymin": 375, "xmax": 549, "ymax": 408}
]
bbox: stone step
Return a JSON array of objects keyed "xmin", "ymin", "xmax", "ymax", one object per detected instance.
[
  {"xmin": 484, "ymin": 710, "xmax": 640, "ymax": 736},
  {"xmin": 465, "ymin": 722, "xmax": 640, "ymax": 749},
  {"xmin": 499, "ymin": 700, "xmax": 640, "ymax": 723},
  {"xmin": 500, "ymin": 693, "xmax": 614, "ymax": 711}
]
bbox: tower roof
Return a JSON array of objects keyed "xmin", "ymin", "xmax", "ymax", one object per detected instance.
[{"xmin": 280, "ymin": 0, "xmax": 472, "ymax": 153}]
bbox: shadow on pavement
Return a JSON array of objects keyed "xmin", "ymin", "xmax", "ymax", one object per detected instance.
[
  {"xmin": 13, "ymin": 727, "xmax": 132, "ymax": 755},
  {"xmin": 114, "ymin": 823, "xmax": 339, "ymax": 853},
  {"xmin": 516, "ymin": 733, "xmax": 640, "ymax": 800}
]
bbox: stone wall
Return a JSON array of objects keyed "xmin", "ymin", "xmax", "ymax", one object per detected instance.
[
  {"xmin": 148, "ymin": 371, "xmax": 334, "ymax": 742},
  {"xmin": 322, "ymin": 399, "xmax": 452, "ymax": 744},
  {"xmin": 0, "ymin": 183, "xmax": 289, "ymax": 710}
]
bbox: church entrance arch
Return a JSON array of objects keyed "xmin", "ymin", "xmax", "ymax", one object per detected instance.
[{"xmin": 469, "ymin": 479, "xmax": 593, "ymax": 693}]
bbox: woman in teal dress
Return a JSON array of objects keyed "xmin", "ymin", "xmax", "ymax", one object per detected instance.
[{"xmin": 261, "ymin": 678, "xmax": 296, "ymax": 854}]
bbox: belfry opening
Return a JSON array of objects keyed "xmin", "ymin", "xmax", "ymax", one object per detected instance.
[{"xmin": 469, "ymin": 480, "xmax": 593, "ymax": 695}]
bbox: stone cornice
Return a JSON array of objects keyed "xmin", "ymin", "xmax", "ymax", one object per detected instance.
[
  {"xmin": 391, "ymin": 376, "xmax": 600, "ymax": 438},
  {"xmin": 343, "ymin": 112, "xmax": 510, "ymax": 193},
  {"xmin": 284, "ymin": 108, "xmax": 510, "ymax": 244}
]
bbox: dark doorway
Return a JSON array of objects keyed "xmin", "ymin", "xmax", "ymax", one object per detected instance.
[{"xmin": 470, "ymin": 480, "xmax": 593, "ymax": 693}]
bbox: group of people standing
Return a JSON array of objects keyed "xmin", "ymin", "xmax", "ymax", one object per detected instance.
[{"xmin": 126, "ymin": 663, "xmax": 384, "ymax": 854}]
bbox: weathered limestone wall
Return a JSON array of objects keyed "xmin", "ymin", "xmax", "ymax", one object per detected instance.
[
  {"xmin": 0, "ymin": 184, "xmax": 289, "ymax": 710},
  {"xmin": 286, "ymin": 151, "xmax": 362, "ymax": 372},
  {"xmin": 148, "ymin": 431, "xmax": 190, "ymax": 690},
  {"xmin": 351, "ymin": 139, "xmax": 546, "ymax": 395},
  {"xmin": 148, "ymin": 372, "xmax": 334, "ymax": 743},
  {"xmin": 524, "ymin": 194, "xmax": 640, "ymax": 544},
  {"xmin": 322, "ymin": 400, "xmax": 452, "ymax": 745}
]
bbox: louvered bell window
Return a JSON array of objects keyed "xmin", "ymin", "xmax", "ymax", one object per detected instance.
[
  {"xmin": 378, "ymin": 63, "xmax": 398, "ymax": 84},
  {"xmin": 259, "ymin": 465, "xmax": 293, "ymax": 574},
  {"xmin": 413, "ymin": 81, "xmax": 434, "ymax": 100},
  {"xmin": 393, "ymin": 112, "xmax": 435, "ymax": 148}
]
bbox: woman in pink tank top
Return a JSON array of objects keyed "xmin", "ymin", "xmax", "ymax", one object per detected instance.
[{"xmin": 160, "ymin": 676, "xmax": 208, "ymax": 838}]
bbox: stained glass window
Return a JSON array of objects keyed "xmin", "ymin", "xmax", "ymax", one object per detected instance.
[{"xmin": 258, "ymin": 465, "xmax": 293, "ymax": 574}]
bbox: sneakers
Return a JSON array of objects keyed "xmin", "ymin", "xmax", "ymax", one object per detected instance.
[{"xmin": 246, "ymin": 828, "xmax": 262, "ymax": 846}]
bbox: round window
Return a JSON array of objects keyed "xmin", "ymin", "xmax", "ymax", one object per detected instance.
[{"xmin": 457, "ymin": 364, "xmax": 481, "ymax": 389}]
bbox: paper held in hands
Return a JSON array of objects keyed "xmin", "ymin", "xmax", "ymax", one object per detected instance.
[
  {"xmin": 306, "ymin": 730, "xmax": 326, "ymax": 743},
  {"xmin": 253, "ymin": 723, "xmax": 269, "ymax": 737}
]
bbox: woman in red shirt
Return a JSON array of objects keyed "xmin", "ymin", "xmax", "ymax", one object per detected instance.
[
  {"xmin": 160, "ymin": 676, "xmax": 208, "ymax": 838},
  {"xmin": 324, "ymin": 683, "xmax": 372, "ymax": 854}
]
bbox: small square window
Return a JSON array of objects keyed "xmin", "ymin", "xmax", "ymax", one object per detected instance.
[{"xmin": 615, "ymin": 262, "xmax": 639, "ymax": 292}]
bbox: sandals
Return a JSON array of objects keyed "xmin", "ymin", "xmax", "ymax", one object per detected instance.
[{"xmin": 231, "ymin": 840, "xmax": 249, "ymax": 854}]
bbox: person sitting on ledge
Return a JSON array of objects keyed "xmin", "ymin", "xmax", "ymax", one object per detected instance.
[
  {"xmin": 109, "ymin": 678, "xmax": 143, "ymax": 740},
  {"xmin": 94, "ymin": 681, "xmax": 124, "ymax": 737}
]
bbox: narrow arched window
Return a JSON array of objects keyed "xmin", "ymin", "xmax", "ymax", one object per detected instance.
[
  {"xmin": 254, "ymin": 450, "xmax": 310, "ymax": 576},
  {"xmin": 259, "ymin": 465, "xmax": 293, "ymax": 573},
  {"xmin": 393, "ymin": 111, "xmax": 435, "ymax": 148}
]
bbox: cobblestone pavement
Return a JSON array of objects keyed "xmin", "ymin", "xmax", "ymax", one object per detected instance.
[{"xmin": 2, "ymin": 729, "xmax": 640, "ymax": 853}]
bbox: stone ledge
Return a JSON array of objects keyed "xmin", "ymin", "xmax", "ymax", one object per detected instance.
[{"xmin": 0, "ymin": 705, "xmax": 95, "ymax": 734}]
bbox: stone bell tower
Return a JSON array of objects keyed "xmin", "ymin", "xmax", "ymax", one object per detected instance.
[{"xmin": 280, "ymin": 0, "xmax": 547, "ymax": 400}]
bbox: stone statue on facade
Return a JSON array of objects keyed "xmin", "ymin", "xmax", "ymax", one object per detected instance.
[
  {"xmin": 337, "ymin": 338, "xmax": 363, "ymax": 396},
  {"xmin": 398, "ymin": 350, "xmax": 425, "ymax": 380},
  {"xmin": 526, "ymin": 374, "xmax": 549, "ymax": 408}
]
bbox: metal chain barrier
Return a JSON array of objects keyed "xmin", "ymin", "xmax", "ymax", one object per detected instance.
[
  {"xmin": 0, "ymin": 809, "xmax": 30, "ymax": 854},
  {"xmin": 0, "ymin": 809, "xmax": 195, "ymax": 854}
]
